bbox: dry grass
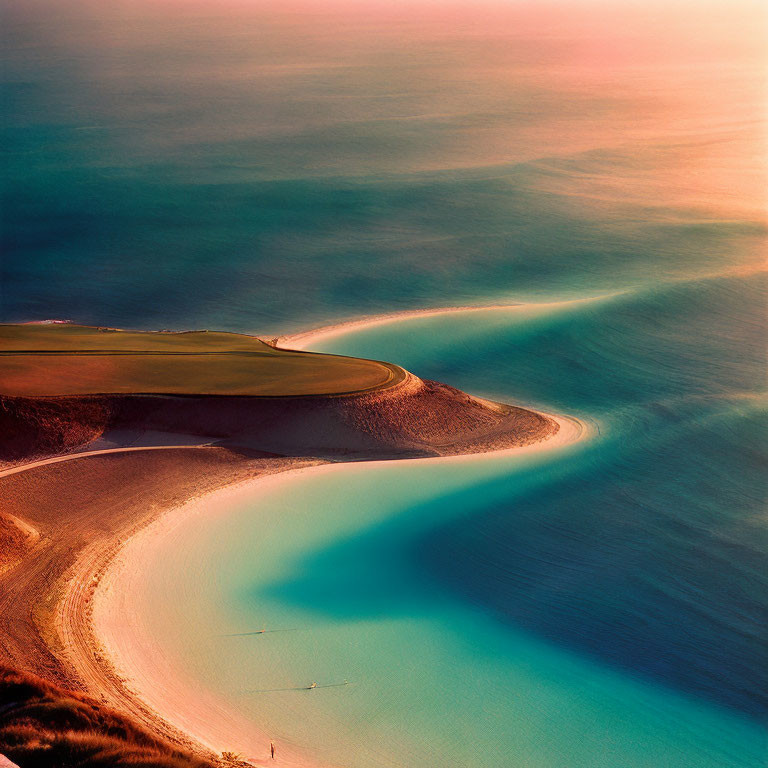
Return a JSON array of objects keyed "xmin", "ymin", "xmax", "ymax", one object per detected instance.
[
  {"xmin": 0, "ymin": 666, "xmax": 214, "ymax": 767},
  {"xmin": 0, "ymin": 515, "xmax": 35, "ymax": 574},
  {"xmin": 0, "ymin": 324, "xmax": 400, "ymax": 397}
]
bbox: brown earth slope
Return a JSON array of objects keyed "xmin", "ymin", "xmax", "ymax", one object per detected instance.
[
  {"xmin": 1, "ymin": 375, "xmax": 556, "ymax": 465},
  {"xmin": 1, "ymin": 324, "xmax": 555, "ymax": 465}
]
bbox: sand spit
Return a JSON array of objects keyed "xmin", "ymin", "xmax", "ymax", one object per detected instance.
[
  {"xmin": 0, "ymin": 308, "xmax": 586, "ymax": 767},
  {"xmin": 279, "ymin": 296, "xmax": 617, "ymax": 351},
  {"xmin": 279, "ymin": 304, "xmax": 521, "ymax": 350}
]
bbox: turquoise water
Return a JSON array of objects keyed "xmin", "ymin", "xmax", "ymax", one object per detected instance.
[
  {"xmin": 4, "ymin": 1, "xmax": 767, "ymax": 764},
  {"xmin": 130, "ymin": 285, "xmax": 767, "ymax": 766}
]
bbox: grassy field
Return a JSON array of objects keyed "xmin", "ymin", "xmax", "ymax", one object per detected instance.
[{"xmin": 0, "ymin": 324, "xmax": 402, "ymax": 397}]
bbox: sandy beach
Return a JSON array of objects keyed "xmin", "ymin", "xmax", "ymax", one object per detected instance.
[
  {"xmin": 89, "ymin": 413, "xmax": 587, "ymax": 766},
  {"xmin": 0, "ymin": 446, "xmax": 305, "ymax": 752}
]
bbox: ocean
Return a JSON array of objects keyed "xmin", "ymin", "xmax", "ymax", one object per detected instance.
[
  {"xmin": 111, "ymin": 293, "xmax": 766, "ymax": 766},
  {"xmin": 3, "ymin": 1, "xmax": 766, "ymax": 765}
]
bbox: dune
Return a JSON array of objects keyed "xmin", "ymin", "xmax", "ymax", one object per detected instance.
[{"xmin": 0, "ymin": 666, "xmax": 217, "ymax": 768}]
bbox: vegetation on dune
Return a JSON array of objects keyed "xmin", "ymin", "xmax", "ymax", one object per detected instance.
[
  {"xmin": 0, "ymin": 324, "xmax": 400, "ymax": 397},
  {"xmin": 0, "ymin": 396, "xmax": 112, "ymax": 462},
  {"xmin": 0, "ymin": 515, "xmax": 35, "ymax": 575},
  {"xmin": 0, "ymin": 666, "xmax": 216, "ymax": 767}
]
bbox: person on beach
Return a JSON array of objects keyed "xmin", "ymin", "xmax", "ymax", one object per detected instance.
[{"xmin": 270, "ymin": 741, "xmax": 275, "ymax": 759}]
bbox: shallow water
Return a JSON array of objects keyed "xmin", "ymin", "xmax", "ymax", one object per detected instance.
[
  {"xmin": 127, "ymin": 289, "xmax": 767, "ymax": 766},
  {"xmin": 4, "ymin": 0, "xmax": 767, "ymax": 765}
]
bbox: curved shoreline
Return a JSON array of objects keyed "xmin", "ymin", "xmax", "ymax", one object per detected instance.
[
  {"xmin": 58, "ymin": 455, "xmax": 325, "ymax": 766},
  {"xmin": 4, "ymin": 306, "xmax": 588, "ymax": 767},
  {"xmin": 86, "ymin": 411, "xmax": 587, "ymax": 766}
]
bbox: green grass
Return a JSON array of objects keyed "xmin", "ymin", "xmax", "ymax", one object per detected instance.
[{"xmin": 0, "ymin": 324, "xmax": 403, "ymax": 397}]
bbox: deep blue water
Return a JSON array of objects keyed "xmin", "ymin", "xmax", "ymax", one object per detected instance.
[
  {"xmin": 2, "ymin": 2, "xmax": 765, "ymax": 333},
  {"xmin": 309, "ymin": 275, "xmax": 768, "ymax": 724}
]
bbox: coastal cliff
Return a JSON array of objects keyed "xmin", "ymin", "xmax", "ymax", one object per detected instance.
[{"xmin": 0, "ymin": 373, "xmax": 557, "ymax": 464}]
